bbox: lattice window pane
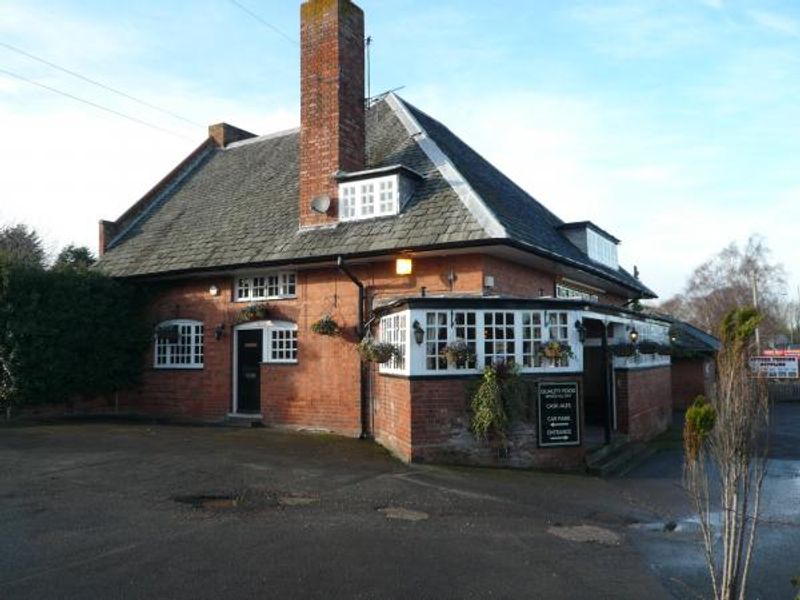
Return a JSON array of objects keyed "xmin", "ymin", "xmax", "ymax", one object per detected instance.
[
  {"xmin": 453, "ymin": 311, "xmax": 477, "ymax": 369},
  {"xmin": 484, "ymin": 311, "xmax": 516, "ymax": 367},
  {"xmin": 270, "ymin": 329, "xmax": 298, "ymax": 362},
  {"xmin": 360, "ymin": 183, "xmax": 375, "ymax": 217},
  {"xmin": 425, "ymin": 312, "xmax": 448, "ymax": 370}
]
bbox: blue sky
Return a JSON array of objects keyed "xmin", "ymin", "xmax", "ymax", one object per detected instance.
[{"xmin": 1, "ymin": 0, "xmax": 798, "ymax": 300}]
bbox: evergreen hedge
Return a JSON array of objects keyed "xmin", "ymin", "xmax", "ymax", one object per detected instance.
[{"xmin": 0, "ymin": 260, "xmax": 151, "ymax": 408}]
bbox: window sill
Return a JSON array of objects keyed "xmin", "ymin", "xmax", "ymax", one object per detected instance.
[{"xmin": 234, "ymin": 296, "xmax": 297, "ymax": 303}]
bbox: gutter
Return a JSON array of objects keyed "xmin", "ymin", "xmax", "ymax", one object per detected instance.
[
  {"xmin": 103, "ymin": 238, "xmax": 655, "ymax": 300},
  {"xmin": 336, "ymin": 256, "xmax": 370, "ymax": 439}
]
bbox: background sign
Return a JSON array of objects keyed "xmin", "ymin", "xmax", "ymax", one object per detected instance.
[
  {"xmin": 750, "ymin": 356, "xmax": 799, "ymax": 379},
  {"xmin": 538, "ymin": 381, "xmax": 580, "ymax": 447}
]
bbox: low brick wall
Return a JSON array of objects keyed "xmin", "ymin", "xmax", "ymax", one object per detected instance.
[
  {"xmin": 615, "ymin": 366, "xmax": 672, "ymax": 441},
  {"xmin": 372, "ymin": 373, "xmax": 586, "ymax": 469}
]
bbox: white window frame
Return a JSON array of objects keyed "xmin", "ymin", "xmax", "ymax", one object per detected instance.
[
  {"xmin": 385, "ymin": 308, "xmax": 583, "ymax": 377},
  {"xmin": 339, "ymin": 175, "xmax": 399, "ymax": 222},
  {"xmin": 235, "ymin": 271, "xmax": 297, "ymax": 302},
  {"xmin": 586, "ymin": 228, "xmax": 619, "ymax": 269},
  {"xmin": 154, "ymin": 319, "xmax": 204, "ymax": 369},
  {"xmin": 379, "ymin": 313, "xmax": 409, "ymax": 374},
  {"xmin": 267, "ymin": 326, "xmax": 299, "ymax": 364}
]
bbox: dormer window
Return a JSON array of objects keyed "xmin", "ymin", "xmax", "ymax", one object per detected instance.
[
  {"xmin": 558, "ymin": 221, "xmax": 620, "ymax": 270},
  {"xmin": 337, "ymin": 165, "xmax": 422, "ymax": 223},
  {"xmin": 339, "ymin": 176, "xmax": 397, "ymax": 221},
  {"xmin": 586, "ymin": 229, "xmax": 618, "ymax": 269}
]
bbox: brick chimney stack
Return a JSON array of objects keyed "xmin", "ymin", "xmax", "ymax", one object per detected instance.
[{"xmin": 299, "ymin": 0, "xmax": 365, "ymax": 228}]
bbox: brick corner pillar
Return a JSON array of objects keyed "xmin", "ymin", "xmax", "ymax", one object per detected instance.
[{"xmin": 299, "ymin": 0, "xmax": 365, "ymax": 228}]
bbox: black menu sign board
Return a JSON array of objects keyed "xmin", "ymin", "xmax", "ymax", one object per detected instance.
[{"xmin": 537, "ymin": 382, "xmax": 580, "ymax": 447}]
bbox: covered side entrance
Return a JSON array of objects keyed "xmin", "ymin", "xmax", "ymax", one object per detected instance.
[{"xmin": 582, "ymin": 318, "xmax": 615, "ymax": 449}]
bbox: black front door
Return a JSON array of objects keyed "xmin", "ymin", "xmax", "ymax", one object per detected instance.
[{"xmin": 237, "ymin": 330, "xmax": 262, "ymax": 414}]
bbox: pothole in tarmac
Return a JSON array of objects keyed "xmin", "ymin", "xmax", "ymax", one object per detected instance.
[
  {"xmin": 173, "ymin": 494, "xmax": 240, "ymax": 510},
  {"xmin": 172, "ymin": 490, "xmax": 319, "ymax": 511},
  {"xmin": 377, "ymin": 507, "xmax": 430, "ymax": 522},
  {"xmin": 547, "ymin": 524, "xmax": 622, "ymax": 546}
]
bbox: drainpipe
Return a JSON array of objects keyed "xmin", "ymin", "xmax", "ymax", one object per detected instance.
[{"xmin": 336, "ymin": 256, "xmax": 370, "ymax": 439}]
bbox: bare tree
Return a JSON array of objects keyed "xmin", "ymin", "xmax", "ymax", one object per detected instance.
[
  {"xmin": 658, "ymin": 235, "xmax": 786, "ymax": 341},
  {"xmin": 684, "ymin": 307, "xmax": 770, "ymax": 600}
]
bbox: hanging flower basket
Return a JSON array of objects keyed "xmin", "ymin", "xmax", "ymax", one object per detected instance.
[
  {"xmin": 357, "ymin": 338, "xmax": 397, "ymax": 364},
  {"xmin": 656, "ymin": 343, "xmax": 672, "ymax": 356},
  {"xmin": 310, "ymin": 315, "xmax": 340, "ymax": 336},
  {"xmin": 539, "ymin": 341, "xmax": 574, "ymax": 361},
  {"xmin": 442, "ymin": 339, "xmax": 475, "ymax": 367},
  {"xmin": 637, "ymin": 340, "xmax": 659, "ymax": 355},
  {"xmin": 610, "ymin": 343, "xmax": 637, "ymax": 357},
  {"xmin": 235, "ymin": 303, "xmax": 270, "ymax": 324}
]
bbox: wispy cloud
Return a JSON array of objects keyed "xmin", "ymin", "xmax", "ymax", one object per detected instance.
[
  {"xmin": 567, "ymin": 1, "xmax": 716, "ymax": 58},
  {"xmin": 747, "ymin": 9, "xmax": 800, "ymax": 38}
]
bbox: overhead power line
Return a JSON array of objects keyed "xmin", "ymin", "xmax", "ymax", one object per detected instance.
[
  {"xmin": 225, "ymin": 0, "xmax": 298, "ymax": 45},
  {"xmin": 0, "ymin": 67, "xmax": 194, "ymax": 141},
  {"xmin": 0, "ymin": 41, "xmax": 203, "ymax": 127}
]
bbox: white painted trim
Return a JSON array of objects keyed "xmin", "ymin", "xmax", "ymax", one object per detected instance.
[
  {"xmin": 384, "ymin": 93, "xmax": 507, "ymax": 240},
  {"xmin": 232, "ymin": 320, "xmax": 298, "ymax": 415},
  {"xmin": 234, "ymin": 271, "xmax": 297, "ymax": 303},
  {"xmin": 153, "ymin": 319, "xmax": 204, "ymax": 369}
]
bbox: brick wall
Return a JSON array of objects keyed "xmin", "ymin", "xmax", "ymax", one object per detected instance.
[
  {"xmin": 615, "ymin": 366, "xmax": 672, "ymax": 441},
  {"xmin": 671, "ymin": 357, "xmax": 714, "ymax": 410},
  {"xmin": 371, "ymin": 372, "xmax": 412, "ymax": 460}
]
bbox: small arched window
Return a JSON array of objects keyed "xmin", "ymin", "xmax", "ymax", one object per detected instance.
[{"xmin": 154, "ymin": 320, "xmax": 204, "ymax": 369}]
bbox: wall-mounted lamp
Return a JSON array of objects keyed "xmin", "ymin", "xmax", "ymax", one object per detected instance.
[
  {"xmin": 396, "ymin": 258, "xmax": 413, "ymax": 276},
  {"xmin": 669, "ymin": 328, "xmax": 678, "ymax": 344},
  {"xmin": 574, "ymin": 320, "xmax": 586, "ymax": 343},
  {"xmin": 214, "ymin": 323, "xmax": 226, "ymax": 340},
  {"xmin": 209, "ymin": 284, "xmax": 220, "ymax": 297},
  {"xmin": 413, "ymin": 320, "xmax": 425, "ymax": 345},
  {"xmin": 628, "ymin": 327, "xmax": 639, "ymax": 344}
]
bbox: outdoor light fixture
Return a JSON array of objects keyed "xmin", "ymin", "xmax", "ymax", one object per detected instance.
[
  {"xmin": 669, "ymin": 328, "xmax": 678, "ymax": 344},
  {"xmin": 413, "ymin": 320, "xmax": 425, "ymax": 345},
  {"xmin": 214, "ymin": 323, "xmax": 226, "ymax": 340},
  {"xmin": 629, "ymin": 327, "xmax": 639, "ymax": 344},
  {"xmin": 209, "ymin": 284, "xmax": 220, "ymax": 297},
  {"xmin": 396, "ymin": 258, "xmax": 413, "ymax": 276},
  {"xmin": 574, "ymin": 320, "xmax": 586, "ymax": 343}
]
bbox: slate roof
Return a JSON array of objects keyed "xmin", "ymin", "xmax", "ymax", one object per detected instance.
[
  {"xmin": 656, "ymin": 315, "xmax": 721, "ymax": 355},
  {"xmin": 96, "ymin": 94, "xmax": 655, "ymax": 298}
]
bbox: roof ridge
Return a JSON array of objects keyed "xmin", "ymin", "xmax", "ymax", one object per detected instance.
[
  {"xmin": 384, "ymin": 93, "xmax": 507, "ymax": 240},
  {"xmin": 225, "ymin": 127, "xmax": 300, "ymax": 149}
]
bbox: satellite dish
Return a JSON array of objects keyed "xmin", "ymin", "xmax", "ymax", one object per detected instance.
[{"xmin": 311, "ymin": 195, "xmax": 331, "ymax": 214}]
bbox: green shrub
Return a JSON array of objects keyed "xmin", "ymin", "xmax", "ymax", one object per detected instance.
[
  {"xmin": 684, "ymin": 395, "xmax": 716, "ymax": 462},
  {"xmin": 0, "ymin": 260, "xmax": 151, "ymax": 407},
  {"xmin": 469, "ymin": 363, "xmax": 534, "ymax": 442}
]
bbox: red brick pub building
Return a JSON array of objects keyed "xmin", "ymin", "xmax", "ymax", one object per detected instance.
[{"xmin": 97, "ymin": 0, "xmax": 674, "ymax": 469}]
